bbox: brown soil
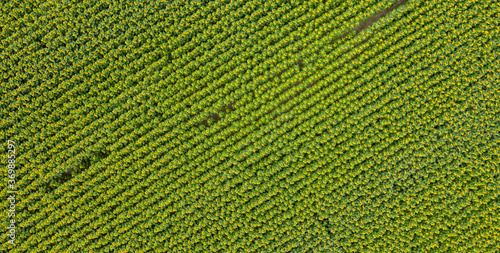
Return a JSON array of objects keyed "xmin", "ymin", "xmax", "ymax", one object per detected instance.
[
  {"xmin": 210, "ymin": 113, "xmax": 222, "ymax": 123},
  {"xmin": 297, "ymin": 59, "xmax": 304, "ymax": 71}
]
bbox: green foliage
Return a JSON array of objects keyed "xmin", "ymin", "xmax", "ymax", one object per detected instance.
[{"xmin": 1, "ymin": 0, "xmax": 499, "ymax": 252}]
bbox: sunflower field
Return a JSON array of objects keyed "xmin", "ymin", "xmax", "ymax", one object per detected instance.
[{"xmin": 1, "ymin": 0, "xmax": 499, "ymax": 252}]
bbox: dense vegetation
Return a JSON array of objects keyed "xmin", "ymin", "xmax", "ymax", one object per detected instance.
[{"xmin": 1, "ymin": 0, "xmax": 499, "ymax": 252}]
